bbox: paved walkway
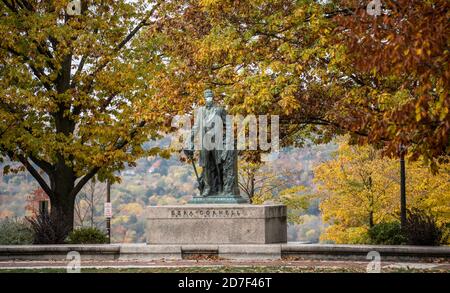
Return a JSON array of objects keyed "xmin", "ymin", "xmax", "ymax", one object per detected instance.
[{"xmin": 0, "ymin": 259, "xmax": 449, "ymax": 272}]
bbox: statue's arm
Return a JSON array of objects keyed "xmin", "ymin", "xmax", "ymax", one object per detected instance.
[
  {"xmin": 222, "ymin": 108, "xmax": 228, "ymax": 126},
  {"xmin": 191, "ymin": 108, "xmax": 202, "ymax": 149},
  {"xmin": 185, "ymin": 108, "xmax": 201, "ymax": 157}
]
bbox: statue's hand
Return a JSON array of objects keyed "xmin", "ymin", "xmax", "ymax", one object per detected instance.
[{"xmin": 183, "ymin": 149, "xmax": 194, "ymax": 159}]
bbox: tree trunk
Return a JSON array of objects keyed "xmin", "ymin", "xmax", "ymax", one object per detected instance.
[
  {"xmin": 49, "ymin": 55, "xmax": 76, "ymax": 241},
  {"xmin": 369, "ymin": 210, "xmax": 374, "ymax": 228},
  {"xmin": 400, "ymin": 153, "xmax": 407, "ymax": 229},
  {"xmin": 48, "ymin": 160, "xmax": 77, "ymax": 242},
  {"xmin": 50, "ymin": 193, "xmax": 75, "ymax": 241}
]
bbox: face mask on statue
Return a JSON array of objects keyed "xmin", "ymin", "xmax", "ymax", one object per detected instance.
[{"xmin": 204, "ymin": 89, "xmax": 214, "ymax": 106}]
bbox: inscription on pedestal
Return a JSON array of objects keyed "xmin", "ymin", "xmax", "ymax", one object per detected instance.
[{"xmin": 170, "ymin": 208, "xmax": 244, "ymax": 218}]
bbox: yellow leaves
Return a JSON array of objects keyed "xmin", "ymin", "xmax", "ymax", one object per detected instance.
[
  {"xmin": 377, "ymin": 89, "xmax": 412, "ymax": 111},
  {"xmin": 268, "ymin": 60, "xmax": 284, "ymax": 72},
  {"xmin": 112, "ymin": 215, "xmax": 129, "ymax": 225},
  {"xmin": 278, "ymin": 95, "xmax": 299, "ymax": 115},
  {"xmin": 279, "ymin": 187, "xmax": 309, "ymax": 212},
  {"xmin": 434, "ymin": 90, "xmax": 449, "ymax": 121},
  {"xmin": 316, "ymin": 139, "xmax": 450, "ymax": 244},
  {"xmin": 439, "ymin": 106, "xmax": 449, "ymax": 121},
  {"xmin": 321, "ymin": 225, "xmax": 369, "ymax": 244},
  {"xmin": 415, "ymin": 104, "xmax": 424, "ymax": 122},
  {"xmin": 242, "ymin": 84, "xmax": 273, "ymax": 113},
  {"xmin": 277, "ymin": 43, "xmax": 299, "ymax": 61},
  {"xmin": 159, "ymin": 148, "xmax": 172, "ymax": 159},
  {"xmin": 293, "ymin": 7, "xmax": 305, "ymax": 19},
  {"xmin": 199, "ymin": 0, "xmax": 223, "ymax": 7},
  {"xmin": 252, "ymin": 193, "xmax": 273, "ymax": 205},
  {"xmin": 195, "ymin": 26, "xmax": 241, "ymax": 64},
  {"xmin": 278, "ymin": 84, "xmax": 300, "ymax": 115}
]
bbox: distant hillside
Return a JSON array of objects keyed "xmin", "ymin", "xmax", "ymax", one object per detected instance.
[{"xmin": 0, "ymin": 143, "xmax": 336, "ymax": 243}]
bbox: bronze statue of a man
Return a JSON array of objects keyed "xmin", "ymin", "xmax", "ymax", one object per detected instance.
[{"xmin": 184, "ymin": 89, "xmax": 247, "ymax": 204}]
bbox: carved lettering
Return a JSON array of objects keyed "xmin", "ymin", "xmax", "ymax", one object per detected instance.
[{"xmin": 169, "ymin": 208, "xmax": 244, "ymax": 218}]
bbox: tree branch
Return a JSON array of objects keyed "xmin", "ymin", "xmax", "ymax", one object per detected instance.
[
  {"xmin": 82, "ymin": 2, "xmax": 162, "ymax": 94},
  {"xmin": 71, "ymin": 54, "xmax": 88, "ymax": 88},
  {"xmin": 8, "ymin": 152, "xmax": 54, "ymax": 198},
  {"xmin": 0, "ymin": 120, "xmax": 16, "ymax": 138},
  {"xmin": 28, "ymin": 154, "xmax": 54, "ymax": 174},
  {"xmin": 70, "ymin": 120, "xmax": 147, "ymax": 198},
  {"xmin": 70, "ymin": 166, "xmax": 100, "ymax": 199},
  {"xmin": 2, "ymin": 0, "xmax": 18, "ymax": 12},
  {"xmin": 6, "ymin": 47, "xmax": 53, "ymax": 91}
]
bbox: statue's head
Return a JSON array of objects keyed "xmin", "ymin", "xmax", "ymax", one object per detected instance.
[{"xmin": 204, "ymin": 89, "xmax": 214, "ymax": 106}]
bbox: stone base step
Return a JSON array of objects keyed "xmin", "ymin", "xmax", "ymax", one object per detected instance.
[{"xmin": 1, "ymin": 243, "xmax": 449, "ymax": 262}]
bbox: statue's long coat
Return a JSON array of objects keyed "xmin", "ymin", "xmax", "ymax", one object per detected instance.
[
  {"xmin": 188, "ymin": 104, "xmax": 240, "ymax": 196},
  {"xmin": 189, "ymin": 105, "xmax": 227, "ymax": 167}
]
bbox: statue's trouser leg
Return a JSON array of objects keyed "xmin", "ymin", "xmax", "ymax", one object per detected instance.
[
  {"xmin": 202, "ymin": 150, "xmax": 215, "ymax": 197},
  {"xmin": 222, "ymin": 150, "xmax": 239, "ymax": 196}
]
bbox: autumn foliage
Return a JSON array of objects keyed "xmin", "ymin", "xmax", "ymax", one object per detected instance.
[
  {"xmin": 315, "ymin": 139, "xmax": 450, "ymax": 244},
  {"xmin": 334, "ymin": 0, "xmax": 450, "ymax": 168},
  {"xmin": 0, "ymin": 1, "xmax": 178, "ymax": 239},
  {"xmin": 0, "ymin": 0, "xmax": 448, "ymax": 239},
  {"xmin": 153, "ymin": 0, "xmax": 449, "ymax": 167}
]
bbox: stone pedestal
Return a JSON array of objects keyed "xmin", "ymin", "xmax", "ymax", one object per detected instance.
[{"xmin": 145, "ymin": 204, "xmax": 287, "ymax": 244}]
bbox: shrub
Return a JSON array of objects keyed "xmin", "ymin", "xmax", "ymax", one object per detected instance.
[
  {"xmin": 0, "ymin": 218, "xmax": 34, "ymax": 245},
  {"xmin": 444, "ymin": 223, "xmax": 450, "ymax": 245},
  {"xmin": 403, "ymin": 208, "xmax": 448, "ymax": 246},
  {"xmin": 368, "ymin": 222, "xmax": 407, "ymax": 245},
  {"xmin": 26, "ymin": 212, "xmax": 71, "ymax": 244},
  {"xmin": 67, "ymin": 227, "xmax": 108, "ymax": 244}
]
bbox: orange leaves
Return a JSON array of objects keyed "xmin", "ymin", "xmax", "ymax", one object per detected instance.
[{"xmin": 332, "ymin": 0, "xmax": 449, "ymax": 165}]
